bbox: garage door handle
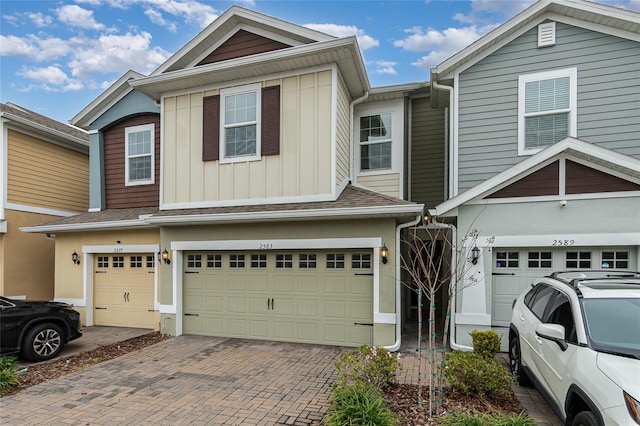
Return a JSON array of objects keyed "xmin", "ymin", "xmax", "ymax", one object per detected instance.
[
  {"xmin": 96, "ymin": 307, "xmax": 107, "ymax": 310},
  {"xmin": 185, "ymin": 313, "xmax": 199, "ymax": 316},
  {"xmin": 96, "ymin": 271, "xmax": 107, "ymax": 274},
  {"xmin": 185, "ymin": 271, "xmax": 199, "ymax": 274},
  {"xmin": 354, "ymin": 322, "xmax": 373, "ymax": 326},
  {"xmin": 354, "ymin": 273, "xmax": 374, "ymax": 276},
  {"xmin": 492, "ymin": 272, "xmax": 516, "ymax": 276}
]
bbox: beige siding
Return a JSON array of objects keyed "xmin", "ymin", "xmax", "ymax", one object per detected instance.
[
  {"xmin": 2, "ymin": 209, "xmax": 57, "ymax": 300},
  {"xmin": 357, "ymin": 174, "xmax": 401, "ymax": 198},
  {"xmin": 7, "ymin": 129, "xmax": 88, "ymax": 212},
  {"xmin": 163, "ymin": 70, "xmax": 334, "ymax": 206},
  {"xmin": 336, "ymin": 75, "xmax": 351, "ymax": 186}
]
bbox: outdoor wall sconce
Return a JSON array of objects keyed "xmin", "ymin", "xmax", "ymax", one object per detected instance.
[
  {"xmin": 423, "ymin": 214, "xmax": 431, "ymax": 224},
  {"xmin": 470, "ymin": 246, "xmax": 480, "ymax": 265},
  {"xmin": 380, "ymin": 244, "xmax": 389, "ymax": 264},
  {"xmin": 72, "ymin": 251, "xmax": 80, "ymax": 265},
  {"xmin": 162, "ymin": 248, "xmax": 171, "ymax": 265}
]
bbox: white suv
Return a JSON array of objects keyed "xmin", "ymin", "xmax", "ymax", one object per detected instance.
[{"xmin": 509, "ymin": 271, "xmax": 640, "ymax": 426}]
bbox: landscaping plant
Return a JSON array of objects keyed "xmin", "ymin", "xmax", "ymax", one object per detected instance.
[
  {"xmin": 439, "ymin": 412, "xmax": 535, "ymax": 426},
  {"xmin": 334, "ymin": 345, "xmax": 401, "ymax": 391},
  {"xmin": 469, "ymin": 329, "xmax": 502, "ymax": 359},
  {"xmin": 442, "ymin": 350, "xmax": 516, "ymax": 399},
  {"xmin": 0, "ymin": 356, "xmax": 21, "ymax": 393},
  {"xmin": 324, "ymin": 383, "xmax": 397, "ymax": 426}
]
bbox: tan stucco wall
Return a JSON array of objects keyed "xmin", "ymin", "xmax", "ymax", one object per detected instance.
[
  {"xmin": 159, "ymin": 218, "xmax": 400, "ymax": 346},
  {"xmin": 162, "ymin": 69, "xmax": 335, "ymax": 206},
  {"xmin": 1, "ymin": 209, "xmax": 58, "ymax": 300},
  {"xmin": 7, "ymin": 129, "xmax": 88, "ymax": 212},
  {"xmin": 53, "ymin": 229, "xmax": 160, "ymax": 325}
]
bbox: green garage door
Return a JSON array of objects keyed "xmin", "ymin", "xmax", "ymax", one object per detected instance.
[{"xmin": 183, "ymin": 250, "xmax": 373, "ymax": 346}]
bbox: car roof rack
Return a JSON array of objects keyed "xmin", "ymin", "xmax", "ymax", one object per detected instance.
[{"xmin": 546, "ymin": 270, "xmax": 640, "ymax": 290}]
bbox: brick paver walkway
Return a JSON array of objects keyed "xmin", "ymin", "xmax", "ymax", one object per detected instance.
[{"xmin": 0, "ymin": 336, "xmax": 348, "ymax": 426}]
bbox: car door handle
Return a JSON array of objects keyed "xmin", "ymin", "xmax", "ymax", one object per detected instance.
[{"xmin": 519, "ymin": 314, "xmax": 525, "ymax": 321}]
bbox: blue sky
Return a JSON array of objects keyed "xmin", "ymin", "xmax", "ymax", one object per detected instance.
[{"xmin": 1, "ymin": 0, "xmax": 638, "ymax": 124}]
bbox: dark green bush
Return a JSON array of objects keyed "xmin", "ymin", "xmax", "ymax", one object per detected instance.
[
  {"xmin": 334, "ymin": 345, "xmax": 401, "ymax": 391},
  {"xmin": 324, "ymin": 383, "xmax": 397, "ymax": 426},
  {"xmin": 442, "ymin": 351, "xmax": 515, "ymax": 399},
  {"xmin": 469, "ymin": 329, "xmax": 501, "ymax": 359},
  {"xmin": 0, "ymin": 356, "xmax": 20, "ymax": 393},
  {"xmin": 439, "ymin": 412, "xmax": 535, "ymax": 425}
]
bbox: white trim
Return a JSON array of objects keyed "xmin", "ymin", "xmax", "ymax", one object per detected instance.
[
  {"xmin": 518, "ymin": 67, "xmax": 577, "ymax": 156},
  {"xmin": 1, "ymin": 122, "xmax": 7, "ymax": 224},
  {"xmin": 171, "ymin": 237, "xmax": 386, "ymax": 336},
  {"xmin": 124, "ymin": 123, "xmax": 155, "ymax": 186},
  {"xmin": 219, "ymin": 83, "xmax": 262, "ymax": 164},
  {"xmin": 20, "ymin": 218, "xmax": 155, "ymax": 233},
  {"xmin": 466, "ymin": 191, "xmax": 640, "ymax": 205},
  {"xmin": 81, "ymin": 244, "xmax": 160, "ymax": 327},
  {"xmin": 331, "ymin": 66, "xmax": 338, "ymax": 199},
  {"xmin": 8, "ymin": 203, "xmax": 81, "ymax": 218},
  {"xmin": 159, "ymin": 97, "xmax": 165, "ymax": 209},
  {"xmin": 483, "ymin": 233, "xmax": 640, "ymax": 247},
  {"xmin": 149, "ymin": 204, "xmax": 424, "ymax": 226}
]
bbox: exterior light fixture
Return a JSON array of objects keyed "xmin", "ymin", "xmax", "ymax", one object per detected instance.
[
  {"xmin": 423, "ymin": 214, "xmax": 431, "ymax": 224},
  {"xmin": 72, "ymin": 251, "xmax": 80, "ymax": 265},
  {"xmin": 162, "ymin": 248, "xmax": 171, "ymax": 265},
  {"xmin": 380, "ymin": 244, "xmax": 389, "ymax": 264},
  {"xmin": 471, "ymin": 246, "xmax": 480, "ymax": 265}
]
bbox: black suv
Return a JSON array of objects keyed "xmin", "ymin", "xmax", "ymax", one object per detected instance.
[{"xmin": 0, "ymin": 296, "xmax": 83, "ymax": 361}]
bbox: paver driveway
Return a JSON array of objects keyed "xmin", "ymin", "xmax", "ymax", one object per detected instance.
[{"xmin": 1, "ymin": 336, "xmax": 348, "ymax": 426}]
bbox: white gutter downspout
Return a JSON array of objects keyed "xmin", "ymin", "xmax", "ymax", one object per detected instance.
[
  {"xmin": 385, "ymin": 213, "xmax": 423, "ymax": 352},
  {"xmin": 349, "ymin": 91, "xmax": 369, "ymax": 182},
  {"xmin": 429, "ymin": 215, "xmax": 473, "ymax": 351},
  {"xmin": 431, "ymin": 80, "xmax": 455, "ymax": 197}
]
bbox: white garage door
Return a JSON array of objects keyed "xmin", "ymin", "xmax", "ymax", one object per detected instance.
[
  {"xmin": 183, "ymin": 250, "xmax": 374, "ymax": 346},
  {"xmin": 94, "ymin": 254, "xmax": 158, "ymax": 329},
  {"xmin": 492, "ymin": 247, "xmax": 636, "ymax": 327}
]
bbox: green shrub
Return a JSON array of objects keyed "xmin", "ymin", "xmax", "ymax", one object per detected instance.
[
  {"xmin": 469, "ymin": 329, "xmax": 501, "ymax": 359},
  {"xmin": 442, "ymin": 351, "xmax": 515, "ymax": 399},
  {"xmin": 334, "ymin": 345, "xmax": 401, "ymax": 390},
  {"xmin": 439, "ymin": 412, "xmax": 535, "ymax": 425},
  {"xmin": 0, "ymin": 356, "xmax": 21, "ymax": 392},
  {"xmin": 325, "ymin": 383, "xmax": 397, "ymax": 426}
]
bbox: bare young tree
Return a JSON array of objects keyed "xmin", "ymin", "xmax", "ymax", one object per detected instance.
[{"xmin": 400, "ymin": 221, "xmax": 494, "ymax": 417}]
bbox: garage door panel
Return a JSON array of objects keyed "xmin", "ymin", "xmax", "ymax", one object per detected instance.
[
  {"xmin": 273, "ymin": 321, "xmax": 294, "ymax": 339},
  {"xmin": 350, "ymin": 301, "xmax": 372, "ymax": 320},
  {"xmin": 297, "ymin": 299, "xmax": 317, "ymax": 316},
  {"xmin": 297, "ymin": 323, "xmax": 318, "ymax": 340},
  {"xmin": 228, "ymin": 297, "xmax": 247, "ymax": 313},
  {"xmin": 247, "ymin": 297, "xmax": 269, "ymax": 314},
  {"xmin": 248, "ymin": 320, "xmax": 269, "ymax": 337},
  {"xmin": 325, "ymin": 300, "xmax": 346, "ymax": 318},
  {"xmin": 274, "ymin": 275, "xmax": 296, "ymax": 292},
  {"xmin": 248, "ymin": 276, "xmax": 269, "ymax": 292},
  {"xmin": 296, "ymin": 276, "xmax": 318, "ymax": 293},
  {"xmin": 326, "ymin": 277, "xmax": 346, "ymax": 293},
  {"xmin": 228, "ymin": 275, "xmax": 247, "ymax": 290}
]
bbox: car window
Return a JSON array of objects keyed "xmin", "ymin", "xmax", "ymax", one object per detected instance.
[
  {"xmin": 544, "ymin": 292, "xmax": 577, "ymax": 344},
  {"xmin": 528, "ymin": 284, "xmax": 555, "ymax": 320},
  {"xmin": 523, "ymin": 285, "xmax": 539, "ymax": 306}
]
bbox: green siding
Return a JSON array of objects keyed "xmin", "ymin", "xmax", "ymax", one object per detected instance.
[{"xmin": 411, "ymin": 97, "xmax": 446, "ymax": 209}]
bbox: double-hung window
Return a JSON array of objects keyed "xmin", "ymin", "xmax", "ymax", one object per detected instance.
[
  {"xmin": 360, "ymin": 113, "xmax": 392, "ymax": 171},
  {"xmin": 518, "ymin": 68, "xmax": 577, "ymax": 155},
  {"xmin": 220, "ymin": 83, "xmax": 261, "ymax": 163},
  {"xmin": 125, "ymin": 123, "xmax": 154, "ymax": 186}
]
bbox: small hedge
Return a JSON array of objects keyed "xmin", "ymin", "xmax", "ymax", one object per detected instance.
[
  {"xmin": 442, "ymin": 350, "xmax": 515, "ymax": 399},
  {"xmin": 334, "ymin": 345, "xmax": 401, "ymax": 391},
  {"xmin": 469, "ymin": 329, "xmax": 501, "ymax": 359}
]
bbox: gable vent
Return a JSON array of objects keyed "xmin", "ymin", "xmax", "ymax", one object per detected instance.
[{"xmin": 538, "ymin": 22, "xmax": 556, "ymax": 47}]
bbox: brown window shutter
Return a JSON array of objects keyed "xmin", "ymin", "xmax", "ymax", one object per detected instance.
[
  {"xmin": 202, "ymin": 95, "xmax": 220, "ymax": 161},
  {"xmin": 261, "ymin": 85, "xmax": 280, "ymax": 156}
]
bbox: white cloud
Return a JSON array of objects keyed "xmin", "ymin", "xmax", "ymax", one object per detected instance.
[
  {"xmin": 303, "ymin": 23, "xmax": 379, "ymax": 50},
  {"xmin": 145, "ymin": 8, "xmax": 178, "ymax": 32},
  {"xmin": 68, "ymin": 31, "xmax": 169, "ymax": 78},
  {"xmin": 75, "ymin": 0, "xmax": 102, "ymax": 5},
  {"xmin": 454, "ymin": 0, "xmax": 534, "ymax": 25},
  {"xmin": 395, "ymin": 24, "xmax": 497, "ymax": 70},
  {"xmin": 107, "ymin": 0, "xmax": 218, "ymax": 28},
  {"xmin": 0, "ymin": 35, "xmax": 71, "ymax": 61},
  {"xmin": 17, "ymin": 65, "xmax": 84, "ymax": 92},
  {"xmin": 56, "ymin": 5, "xmax": 105, "ymax": 30},
  {"xmin": 3, "ymin": 14, "xmax": 19, "ymax": 27},
  {"xmin": 26, "ymin": 12, "xmax": 53, "ymax": 27},
  {"xmin": 373, "ymin": 60, "xmax": 398, "ymax": 75}
]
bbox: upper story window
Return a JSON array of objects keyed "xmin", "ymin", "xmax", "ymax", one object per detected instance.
[
  {"xmin": 220, "ymin": 83, "xmax": 261, "ymax": 163},
  {"xmin": 518, "ymin": 68, "xmax": 577, "ymax": 155},
  {"xmin": 125, "ymin": 124, "xmax": 155, "ymax": 186},
  {"xmin": 360, "ymin": 113, "xmax": 392, "ymax": 171}
]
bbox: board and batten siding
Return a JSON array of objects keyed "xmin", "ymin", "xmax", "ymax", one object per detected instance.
[
  {"xmin": 357, "ymin": 174, "xmax": 401, "ymax": 198},
  {"xmin": 411, "ymin": 97, "xmax": 446, "ymax": 209},
  {"xmin": 6, "ymin": 129, "xmax": 88, "ymax": 212},
  {"xmin": 457, "ymin": 22, "xmax": 640, "ymax": 193},
  {"xmin": 162, "ymin": 70, "xmax": 334, "ymax": 206},
  {"xmin": 335, "ymin": 75, "xmax": 351, "ymax": 187}
]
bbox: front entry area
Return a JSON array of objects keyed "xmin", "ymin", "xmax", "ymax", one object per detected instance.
[
  {"xmin": 94, "ymin": 254, "xmax": 158, "ymax": 329},
  {"xmin": 182, "ymin": 250, "xmax": 374, "ymax": 347}
]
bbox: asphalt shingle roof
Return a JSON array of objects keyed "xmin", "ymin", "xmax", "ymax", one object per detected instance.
[{"xmin": 0, "ymin": 102, "xmax": 88, "ymax": 143}]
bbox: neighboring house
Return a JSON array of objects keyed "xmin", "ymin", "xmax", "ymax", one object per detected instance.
[
  {"xmin": 0, "ymin": 102, "xmax": 89, "ymax": 300},
  {"xmin": 427, "ymin": 0, "xmax": 640, "ymax": 350},
  {"xmin": 23, "ymin": 7, "xmax": 434, "ymax": 350}
]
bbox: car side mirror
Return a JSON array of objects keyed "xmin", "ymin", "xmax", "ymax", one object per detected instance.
[{"xmin": 536, "ymin": 323, "xmax": 568, "ymax": 351}]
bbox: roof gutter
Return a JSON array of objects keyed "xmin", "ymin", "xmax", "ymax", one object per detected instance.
[
  {"xmin": 349, "ymin": 91, "xmax": 369, "ymax": 182},
  {"xmin": 385, "ymin": 212, "xmax": 423, "ymax": 352},
  {"xmin": 431, "ymin": 79, "xmax": 455, "ymax": 197}
]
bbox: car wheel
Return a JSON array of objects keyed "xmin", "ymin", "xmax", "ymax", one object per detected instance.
[
  {"xmin": 509, "ymin": 336, "xmax": 531, "ymax": 386},
  {"xmin": 572, "ymin": 411, "xmax": 599, "ymax": 426},
  {"xmin": 22, "ymin": 323, "xmax": 65, "ymax": 362}
]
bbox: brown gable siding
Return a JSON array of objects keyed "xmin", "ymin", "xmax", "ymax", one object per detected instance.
[
  {"xmin": 486, "ymin": 161, "xmax": 559, "ymax": 199},
  {"xmin": 566, "ymin": 160, "xmax": 640, "ymax": 194},
  {"xmin": 197, "ymin": 30, "xmax": 290, "ymax": 66},
  {"xmin": 104, "ymin": 114, "xmax": 160, "ymax": 208}
]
